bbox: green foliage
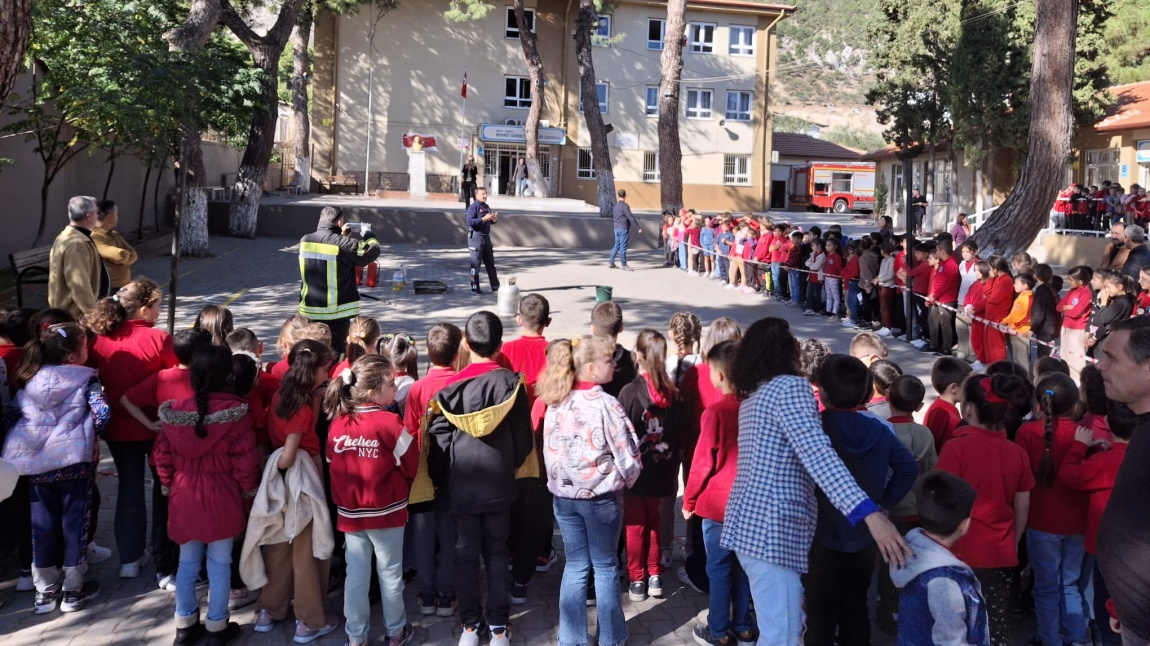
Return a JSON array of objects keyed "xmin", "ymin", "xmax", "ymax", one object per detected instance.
[
  {"xmin": 822, "ymin": 128, "xmax": 885, "ymax": 152},
  {"xmin": 445, "ymin": 0, "xmax": 495, "ymax": 21},
  {"xmin": 773, "ymin": 114, "xmax": 819, "ymax": 134},
  {"xmin": 1098, "ymin": 0, "xmax": 1150, "ymax": 85},
  {"xmin": 874, "ymin": 166, "xmax": 888, "ymax": 215}
]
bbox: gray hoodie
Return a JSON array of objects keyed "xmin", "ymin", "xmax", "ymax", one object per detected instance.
[{"xmin": 890, "ymin": 528, "xmax": 990, "ymax": 646}]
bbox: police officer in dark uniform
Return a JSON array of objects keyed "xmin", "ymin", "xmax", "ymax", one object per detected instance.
[
  {"xmin": 466, "ymin": 186, "xmax": 500, "ymax": 295},
  {"xmin": 461, "ymin": 156, "xmax": 479, "ymax": 207}
]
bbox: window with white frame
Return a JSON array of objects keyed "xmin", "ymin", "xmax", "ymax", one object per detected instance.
[
  {"xmin": 725, "ymin": 91, "xmax": 752, "ymax": 121},
  {"xmin": 579, "ymin": 83, "xmax": 608, "ymax": 114},
  {"xmin": 686, "ymin": 89, "xmax": 713, "ymax": 119},
  {"xmin": 647, "ymin": 18, "xmax": 665, "ymax": 50},
  {"xmin": 933, "ymin": 159, "xmax": 953, "ymax": 204},
  {"xmin": 724, "ymin": 154, "xmax": 750, "ymax": 185},
  {"xmin": 504, "ymin": 76, "xmax": 531, "ymax": 109},
  {"xmin": 729, "ymin": 26, "xmax": 755, "ymax": 56},
  {"xmin": 688, "ymin": 23, "xmax": 716, "ymax": 53},
  {"xmin": 645, "ymin": 86, "xmax": 659, "ymax": 117},
  {"xmin": 643, "ymin": 151, "xmax": 660, "ymax": 182},
  {"xmin": 505, "ymin": 7, "xmax": 535, "ymax": 39},
  {"xmin": 1085, "ymin": 148, "xmax": 1120, "ymax": 187},
  {"xmin": 891, "ymin": 164, "xmax": 904, "ymax": 211},
  {"xmin": 577, "ymin": 148, "xmax": 596, "ymax": 180},
  {"xmin": 594, "ymin": 14, "xmax": 612, "ymax": 44}
]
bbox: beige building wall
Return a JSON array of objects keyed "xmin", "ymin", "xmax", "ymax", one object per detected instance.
[
  {"xmin": 1073, "ymin": 127, "xmax": 1150, "ymax": 189},
  {"xmin": 312, "ymin": 0, "xmax": 789, "ymax": 211}
]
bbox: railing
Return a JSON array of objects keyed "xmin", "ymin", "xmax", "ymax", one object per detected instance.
[
  {"xmin": 962, "ymin": 206, "xmax": 1109, "ymax": 238},
  {"xmin": 426, "ymin": 174, "xmax": 459, "ymax": 195}
]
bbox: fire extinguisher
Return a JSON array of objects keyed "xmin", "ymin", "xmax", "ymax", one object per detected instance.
[
  {"xmin": 354, "ymin": 265, "xmax": 364, "ymax": 286},
  {"xmin": 365, "ymin": 262, "xmax": 379, "ymax": 288}
]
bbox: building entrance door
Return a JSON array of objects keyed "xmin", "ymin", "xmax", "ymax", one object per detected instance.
[
  {"xmin": 771, "ymin": 180, "xmax": 787, "ymax": 210},
  {"xmin": 483, "ymin": 144, "xmax": 555, "ymax": 196}
]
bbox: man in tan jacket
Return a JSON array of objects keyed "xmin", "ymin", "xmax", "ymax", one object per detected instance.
[{"xmin": 48, "ymin": 195, "xmax": 108, "ymax": 319}]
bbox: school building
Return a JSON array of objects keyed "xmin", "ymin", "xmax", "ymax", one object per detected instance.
[
  {"xmin": 309, "ymin": 0, "xmax": 796, "ymax": 212},
  {"xmin": 1072, "ymin": 80, "xmax": 1150, "ymax": 191}
]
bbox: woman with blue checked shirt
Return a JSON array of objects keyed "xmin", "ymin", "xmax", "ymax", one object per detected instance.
[{"xmin": 719, "ymin": 317, "xmax": 912, "ymax": 645}]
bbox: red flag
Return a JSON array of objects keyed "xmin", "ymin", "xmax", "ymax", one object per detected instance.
[{"xmin": 461, "ymin": 71, "xmax": 468, "ymax": 99}]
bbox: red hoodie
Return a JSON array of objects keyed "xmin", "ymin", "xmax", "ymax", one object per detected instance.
[
  {"xmin": 682, "ymin": 394, "xmax": 740, "ymax": 522},
  {"xmin": 1014, "ymin": 418, "xmax": 1090, "ymax": 535},
  {"xmin": 327, "ymin": 407, "xmax": 418, "ymax": 531}
]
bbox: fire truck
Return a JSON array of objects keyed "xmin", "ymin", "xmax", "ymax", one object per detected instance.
[{"xmin": 789, "ymin": 162, "xmax": 876, "ymax": 214}]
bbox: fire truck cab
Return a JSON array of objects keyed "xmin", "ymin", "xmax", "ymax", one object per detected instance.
[{"xmin": 789, "ymin": 162, "xmax": 876, "ymax": 214}]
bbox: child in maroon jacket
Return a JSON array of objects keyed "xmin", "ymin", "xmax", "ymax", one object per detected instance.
[
  {"xmin": 681, "ymin": 341, "xmax": 753, "ymax": 646},
  {"xmin": 324, "ymin": 354, "xmax": 419, "ymax": 646}
]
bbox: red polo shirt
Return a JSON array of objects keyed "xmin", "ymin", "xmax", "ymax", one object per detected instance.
[
  {"xmin": 269, "ymin": 393, "xmax": 321, "ymax": 456},
  {"xmin": 937, "ymin": 425, "xmax": 1035, "ymax": 569},
  {"xmin": 930, "ymin": 255, "xmax": 960, "ymax": 303},
  {"xmin": 124, "ymin": 367, "xmax": 195, "ymax": 409},
  {"xmin": 499, "ymin": 335, "xmax": 548, "ymax": 400},
  {"xmin": 92, "ymin": 320, "xmax": 179, "ymax": 442},
  {"xmin": 1014, "ymin": 418, "xmax": 1090, "ymax": 535},
  {"xmin": 924, "ymin": 399, "xmax": 961, "ymax": 452},
  {"xmin": 824, "ymin": 252, "xmax": 843, "ymax": 278},
  {"xmin": 1057, "ymin": 285, "xmax": 1093, "ymax": 330}
]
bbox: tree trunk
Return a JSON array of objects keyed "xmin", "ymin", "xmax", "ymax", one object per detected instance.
[
  {"xmin": 970, "ymin": 0, "xmax": 1077, "ymax": 257},
  {"xmin": 975, "ymin": 137, "xmax": 985, "ymax": 214},
  {"xmin": 901, "ymin": 156, "xmax": 913, "ymax": 229},
  {"xmin": 926, "ymin": 145, "xmax": 935, "ymax": 233},
  {"xmin": 102, "ymin": 148, "xmax": 116, "ymax": 200},
  {"xmin": 658, "ymin": 0, "xmax": 686, "ymax": 215},
  {"xmin": 164, "ymin": 0, "xmax": 220, "ymax": 257},
  {"xmin": 153, "ymin": 156, "xmax": 167, "ymax": 233},
  {"xmin": 221, "ymin": 0, "xmax": 307, "ymax": 238},
  {"xmin": 137, "ymin": 163, "xmax": 152, "ymax": 240},
  {"xmin": 291, "ymin": 4, "xmax": 313, "ymax": 193},
  {"xmin": 575, "ymin": 0, "xmax": 615, "ymax": 217},
  {"xmin": 0, "ymin": 0, "xmax": 31, "ymax": 107},
  {"xmin": 515, "ymin": 0, "xmax": 549, "ymax": 198}
]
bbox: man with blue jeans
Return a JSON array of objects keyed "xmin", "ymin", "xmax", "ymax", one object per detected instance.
[{"xmin": 608, "ymin": 189, "xmax": 640, "ymax": 270}]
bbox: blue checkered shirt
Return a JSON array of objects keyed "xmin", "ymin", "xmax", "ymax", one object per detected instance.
[{"xmin": 720, "ymin": 375, "xmax": 878, "ymax": 573}]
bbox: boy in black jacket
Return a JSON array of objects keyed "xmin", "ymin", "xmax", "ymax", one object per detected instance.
[
  {"xmin": 428, "ymin": 311, "xmax": 533, "ymax": 646},
  {"xmin": 1031, "ymin": 264, "xmax": 1061, "ymax": 360}
]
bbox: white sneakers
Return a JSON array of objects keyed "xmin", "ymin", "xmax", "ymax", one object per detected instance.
[
  {"xmin": 910, "ymin": 339, "xmax": 927, "ymax": 349},
  {"xmin": 877, "ymin": 327, "xmax": 892, "ymax": 337},
  {"xmin": 971, "ymin": 361, "xmax": 987, "ymax": 372},
  {"xmin": 157, "ymin": 574, "xmax": 176, "ymax": 592},
  {"xmin": 119, "ymin": 553, "xmax": 150, "ymax": 579},
  {"xmin": 86, "ymin": 542, "xmax": 112, "ymax": 565}
]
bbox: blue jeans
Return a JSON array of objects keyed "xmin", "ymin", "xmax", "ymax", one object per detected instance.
[
  {"xmin": 609, "ymin": 229, "xmax": 630, "ymax": 266},
  {"xmin": 554, "ymin": 494, "xmax": 626, "ymax": 646},
  {"xmin": 717, "ymin": 256, "xmax": 730, "ymax": 282},
  {"xmin": 738, "ymin": 552, "xmax": 804, "ymax": 645},
  {"xmin": 788, "ymin": 269, "xmax": 803, "ymax": 306},
  {"xmin": 703, "ymin": 520, "xmax": 753, "ymax": 636},
  {"xmin": 770, "ymin": 262, "xmax": 783, "ymax": 297},
  {"xmin": 1027, "ymin": 529, "xmax": 1088, "ymax": 645},
  {"xmin": 678, "ymin": 242, "xmax": 688, "ymax": 270},
  {"xmin": 177, "ymin": 538, "xmax": 232, "ymax": 623},
  {"xmin": 344, "ymin": 527, "xmax": 406, "ymax": 641},
  {"xmin": 847, "ymin": 280, "xmax": 861, "ymax": 322},
  {"xmin": 517, "ymin": 178, "xmax": 528, "ymax": 196}
]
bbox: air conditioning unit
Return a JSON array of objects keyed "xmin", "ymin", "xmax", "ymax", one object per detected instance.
[{"xmin": 504, "ymin": 118, "xmax": 523, "ymax": 126}]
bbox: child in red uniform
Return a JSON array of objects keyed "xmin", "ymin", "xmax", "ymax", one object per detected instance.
[
  {"xmin": 803, "ymin": 238, "xmax": 826, "ymax": 314},
  {"xmin": 0, "ymin": 308, "xmax": 25, "ymax": 403},
  {"xmin": 685, "ymin": 216, "xmax": 703, "ymax": 276},
  {"xmin": 823, "ymin": 238, "xmax": 844, "ymax": 319},
  {"xmin": 899, "ymin": 243, "xmax": 933, "ymax": 347},
  {"xmin": 926, "ymin": 240, "xmax": 960, "ymax": 354},
  {"xmin": 618, "ymin": 330, "xmax": 681, "ymax": 603},
  {"xmin": 88, "ymin": 279, "xmax": 179, "ymax": 579},
  {"xmin": 404, "ymin": 323, "xmax": 462, "ymax": 617},
  {"xmin": 738, "ymin": 229, "xmax": 759, "ymax": 294},
  {"xmin": 681, "ymin": 341, "xmax": 754, "ymax": 646},
  {"xmin": 924, "ymin": 357, "xmax": 973, "ymax": 452},
  {"xmin": 965, "ymin": 261, "xmax": 991, "ymax": 369},
  {"xmin": 323, "ymin": 354, "xmax": 418, "ymax": 646},
  {"xmin": 192, "ymin": 304, "xmax": 234, "ymax": 347},
  {"xmin": 267, "ymin": 315, "xmax": 310, "ymax": 380},
  {"xmin": 329, "ymin": 315, "xmax": 381, "ymax": 378},
  {"xmin": 254, "ymin": 339, "xmax": 338, "ymax": 640},
  {"xmin": 225, "ymin": 328, "xmax": 277, "ymax": 452},
  {"xmin": 1063, "ymin": 401, "xmax": 1136, "ymax": 646},
  {"xmin": 498, "ymin": 294, "xmax": 551, "ymax": 401},
  {"xmin": 1014, "ymin": 373, "xmax": 1090, "ymax": 646},
  {"xmin": 937, "ymin": 372, "xmax": 1035, "ymax": 646},
  {"xmin": 982, "ymin": 256, "xmax": 1015, "ymax": 364}
]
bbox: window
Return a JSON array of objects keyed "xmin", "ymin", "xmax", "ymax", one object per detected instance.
[
  {"xmin": 729, "ymin": 26, "xmax": 755, "ymax": 56},
  {"xmin": 594, "ymin": 14, "xmax": 612, "ymax": 45},
  {"xmin": 643, "ymin": 152, "xmax": 660, "ymax": 182},
  {"xmin": 725, "ymin": 91, "xmax": 752, "ymax": 121},
  {"xmin": 505, "ymin": 7, "xmax": 535, "ymax": 39},
  {"xmin": 724, "ymin": 154, "xmax": 750, "ymax": 185},
  {"xmin": 580, "ymin": 82, "xmax": 608, "ymax": 114},
  {"xmin": 503, "ymin": 76, "xmax": 531, "ymax": 109},
  {"xmin": 688, "ymin": 23, "xmax": 716, "ymax": 53},
  {"xmin": 645, "ymin": 86, "xmax": 659, "ymax": 117},
  {"xmin": 1085, "ymin": 148, "xmax": 1120, "ymax": 188},
  {"xmin": 647, "ymin": 18, "xmax": 665, "ymax": 50},
  {"xmin": 891, "ymin": 164, "xmax": 904, "ymax": 211},
  {"xmin": 832, "ymin": 172, "xmax": 852, "ymax": 194},
  {"xmin": 686, "ymin": 89, "xmax": 713, "ymax": 119},
  {"xmin": 933, "ymin": 159, "xmax": 953, "ymax": 204},
  {"xmin": 577, "ymin": 148, "xmax": 596, "ymax": 180}
]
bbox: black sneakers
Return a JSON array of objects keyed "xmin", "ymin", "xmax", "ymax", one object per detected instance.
[
  {"xmin": 174, "ymin": 620, "xmax": 206, "ymax": 646},
  {"xmin": 648, "ymin": 575, "xmax": 664, "ymax": 598},
  {"xmin": 60, "ymin": 581, "xmax": 100, "ymax": 612},
  {"xmin": 34, "ymin": 588, "xmax": 61, "ymax": 614},
  {"xmin": 509, "ymin": 582, "xmax": 528, "ymax": 605},
  {"xmin": 204, "ymin": 622, "xmax": 241, "ymax": 646},
  {"xmin": 628, "ymin": 580, "xmax": 647, "ymax": 602}
]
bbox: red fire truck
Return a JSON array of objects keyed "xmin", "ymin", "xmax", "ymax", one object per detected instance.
[{"xmin": 789, "ymin": 162, "xmax": 877, "ymax": 214}]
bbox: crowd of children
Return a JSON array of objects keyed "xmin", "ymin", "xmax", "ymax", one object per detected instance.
[
  {"xmin": 0, "ymin": 228, "xmax": 1142, "ymax": 646},
  {"xmin": 661, "ymin": 210, "xmax": 1150, "ymax": 386}
]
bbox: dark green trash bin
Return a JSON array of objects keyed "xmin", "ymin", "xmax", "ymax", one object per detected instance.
[{"xmin": 596, "ymin": 286, "xmax": 613, "ymax": 303}]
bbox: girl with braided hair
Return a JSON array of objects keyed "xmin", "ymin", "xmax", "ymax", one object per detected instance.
[
  {"xmin": 1014, "ymin": 373, "xmax": 1090, "ymax": 646},
  {"xmin": 154, "ymin": 345, "xmax": 260, "ymax": 645}
]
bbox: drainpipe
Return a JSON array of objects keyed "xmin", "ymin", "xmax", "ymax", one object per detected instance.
[
  {"xmin": 560, "ymin": 0, "xmax": 575, "ymax": 130},
  {"xmin": 760, "ymin": 11, "xmax": 785, "ymax": 212}
]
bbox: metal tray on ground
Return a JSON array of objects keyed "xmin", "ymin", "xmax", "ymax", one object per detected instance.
[{"xmin": 413, "ymin": 279, "xmax": 450, "ymax": 294}]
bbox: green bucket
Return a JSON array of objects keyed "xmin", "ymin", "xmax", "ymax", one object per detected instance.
[{"xmin": 596, "ymin": 286, "xmax": 613, "ymax": 303}]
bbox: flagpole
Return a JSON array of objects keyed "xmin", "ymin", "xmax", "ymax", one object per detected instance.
[{"xmin": 458, "ymin": 67, "xmax": 468, "ymax": 172}]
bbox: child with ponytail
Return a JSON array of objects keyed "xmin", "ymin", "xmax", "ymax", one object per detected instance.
[
  {"xmin": 89, "ymin": 278, "xmax": 179, "ymax": 580},
  {"xmin": 1013, "ymin": 373, "xmax": 1090, "ymax": 646},
  {"xmin": 330, "ymin": 315, "xmax": 381, "ymax": 378},
  {"xmin": 193, "ymin": 304, "xmax": 234, "ymax": 347},
  {"xmin": 252, "ymin": 338, "xmax": 338, "ymax": 640},
  {"xmin": 538, "ymin": 335, "xmax": 640, "ymax": 646},
  {"xmin": 2, "ymin": 322, "xmax": 109, "ymax": 613},
  {"xmin": 153, "ymin": 345, "xmax": 260, "ymax": 646},
  {"xmin": 936, "ymin": 372, "xmax": 1035, "ymax": 645},
  {"xmin": 323, "ymin": 355, "xmax": 418, "ymax": 646},
  {"xmin": 617, "ymin": 329, "xmax": 681, "ymax": 602},
  {"xmin": 382, "ymin": 332, "xmax": 419, "ymax": 415}
]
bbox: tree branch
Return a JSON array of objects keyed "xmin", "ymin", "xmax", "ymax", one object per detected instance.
[{"xmin": 217, "ymin": 0, "xmax": 263, "ymax": 49}]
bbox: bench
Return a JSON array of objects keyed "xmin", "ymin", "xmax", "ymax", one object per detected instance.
[
  {"xmin": 9, "ymin": 246, "xmax": 52, "ymax": 307},
  {"xmin": 323, "ymin": 175, "xmax": 360, "ymax": 195}
]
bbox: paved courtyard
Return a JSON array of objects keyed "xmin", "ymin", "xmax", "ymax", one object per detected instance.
[{"xmin": 0, "ymin": 218, "xmax": 1040, "ymax": 645}]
